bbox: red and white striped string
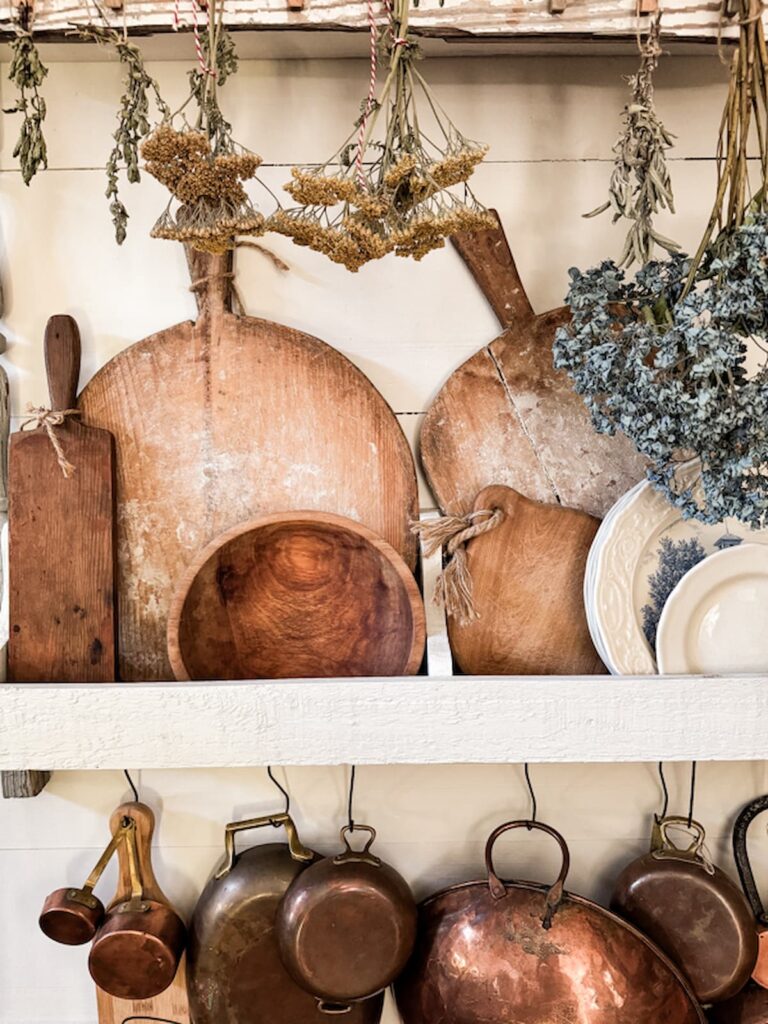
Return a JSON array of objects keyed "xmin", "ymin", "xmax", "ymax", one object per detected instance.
[
  {"xmin": 172, "ymin": 0, "xmax": 216, "ymax": 78},
  {"xmin": 355, "ymin": 0, "xmax": 379, "ymax": 191}
]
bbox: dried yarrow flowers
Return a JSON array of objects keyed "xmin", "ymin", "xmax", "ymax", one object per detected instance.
[
  {"xmin": 271, "ymin": 0, "xmax": 494, "ymax": 271},
  {"xmin": 4, "ymin": 4, "xmax": 48, "ymax": 187},
  {"xmin": 76, "ymin": 21, "xmax": 170, "ymax": 244},
  {"xmin": 586, "ymin": 14, "xmax": 678, "ymax": 266},
  {"xmin": 142, "ymin": 0, "xmax": 270, "ymax": 254}
]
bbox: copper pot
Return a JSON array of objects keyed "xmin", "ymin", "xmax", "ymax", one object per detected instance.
[
  {"xmin": 395, "ymin": 820, "xmax": 705, "ymax": 1024},
  {"xmin": 610, "ymin": 815, "xmax": 757, "ymax": 1003},
  {"xmin": 734, "ymin": 795, "xmax": 768, "ymax": 987},
  {"xmin": 88, "ymin": 805, "xmax": 187, "ymax": 1000},
  {"xmin": 276, "ymin": 824, "xmax": 417, "ymax": 1008}
]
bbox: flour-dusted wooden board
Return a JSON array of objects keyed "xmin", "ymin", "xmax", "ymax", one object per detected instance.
[
  {"xmin": 421, "ymin": 213, "xmax": 645, "ymax": 519},
  {"xmin": 79, "ymin": 251, "xmax": 418, "ymax": 682}
]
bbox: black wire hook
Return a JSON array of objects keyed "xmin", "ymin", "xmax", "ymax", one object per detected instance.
[
  {"xmin": 123, "ymin": 769, "xmax": 139, "ymax": 803},
  {"xmin": 347, "ymin": 765, "xmax": 357, "ymax": 832},
  {"xmin": 687, "ymin": 761, "xmax": 697, "ymax": 829},
  {"xmin": 122, "ymin": 1017, "xmax": 184, "ymax": 1024},
  {"xmin": 267, "ymin": 766, "xmax": 290, "ymax": 814},
  {"xmin": 524, "ymin": 763, "xmax": 537, "ymax": 828},
  {"xmin": 657, "ymin": 761, "xmax": 669, "ymax": 820}
]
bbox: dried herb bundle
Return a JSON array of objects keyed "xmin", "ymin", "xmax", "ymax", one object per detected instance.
[
  {"xmin": 4, "ymin": 5, "xmax": 48, "ymax": 187},
  {"xmin": 271, "ymin": 0, "xmax": 494, "ymax": 271},
  {"xmin": 586, "ymin": 16, "xmax": 678, "ymax": 266},
  {"xmin": 143, "ymin": 0, "xmax": 270, "ymax": 254},
  {"xmin": 76, "ymin": 22, "xmax": 170, "ymax": 244}
]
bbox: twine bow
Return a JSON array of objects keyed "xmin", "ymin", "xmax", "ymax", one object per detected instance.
[
  {"xmin": 20, "ymin": 404, "xmax": 80, "ymax": 478},
  {"xmin": 413, "ymin": 507, "xmax": 504, "ymax": 625}
]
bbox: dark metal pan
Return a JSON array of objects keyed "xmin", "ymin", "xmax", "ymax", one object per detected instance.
[
  {"xmin": 395, "ymin": 820, "xmax": 705, "ymax": 1024},
  {"xmin": 611, "ymin": 815, "xmax": 757, "ymax": 1003},
  {"xmin": 734, "ymin": 794, "xmax": 768, "ymax": 987},
  {"xmin": 709, "ymin": 984, "xmax": 768, "ymax": 1023}
]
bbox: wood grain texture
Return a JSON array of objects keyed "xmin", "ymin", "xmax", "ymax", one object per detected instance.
[
  {"xmin": 447, "ymin": 485, "xmax": 605, "ymax": 675},
  {"xmin": 420, "ymin": 212, "xmax": 645, "ymax": 520},
  {"xmin": 96, "ymin": 802, "xmax": 190, "ymax": 1024},
  {"xmin": 168, "ymin": 511, "xmax": 425, "ymax": 680},
  {"xmin": 79, "ymin": 251, "xmax": 418, "ymax": 683},
  {"xmin": 8, "ymin": 315, "xmax": 116, "ymax": 683}
]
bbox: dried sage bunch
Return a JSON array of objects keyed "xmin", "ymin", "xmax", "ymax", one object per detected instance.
[
  {"xmin": 586, "ymin": 15, "xmax": 678, "ymax": 266},
  {"xmin": 4, "ymin": 5, "xmax": 48, "ymax": 187},
  {"xmin": 271, "ymin": 0, "xmax": 495, "ymax": 271},
  {"xmin": 76, "ymin": 22, "xmax": 170, "ymax": 244},
  {"xmin": 142, "ymin": 0, "xmax": 270, "ymax": 254}
]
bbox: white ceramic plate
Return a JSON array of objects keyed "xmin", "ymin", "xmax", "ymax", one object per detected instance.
[
  {"xmin": 657, "ymin": 544, "xmax": 768, "ymax": 675},
  {"xmin": 590, "ymin": 461, "xmax": 768, "ymax": 675}
]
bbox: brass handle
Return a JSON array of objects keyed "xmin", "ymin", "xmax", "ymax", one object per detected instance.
[
  {"xmin": 333, "ymin": 824, "xmax": 381, "ymax": 867},
  {"xmin": 216, "ymin": 812, "xmax": 314, "ymax": 879},
  {"xmin": 652, "ymin": 815, "xmax": 707, "ymax": 859},
  {"xmin": 81, "ymin": 819, "xmax": 132, "ymax": 896},
  {"xmin": 122, "ymin": 818, "xmax": 146, "ymax": 907},
  {"xmin": 484, "ymin": 820, "xmax": 570, "ymax": 930}
]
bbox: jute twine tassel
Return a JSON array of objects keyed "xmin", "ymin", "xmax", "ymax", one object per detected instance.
[
  {"xmin": 20, "ymin": 404, "xmax": 80, "ymax": 477},
  {"xmin": 413, "ymin": 507, "xmax": 504, "ymax": 625}
]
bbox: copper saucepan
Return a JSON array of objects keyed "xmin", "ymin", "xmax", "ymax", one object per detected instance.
[
  {"xmin": 276, "ymin": 824, "xmax": 417, "ymax": 1009},
  {"xmin": 395, "ymin": 820, "xmax": 705, "ymax": 1024},
  {"xmin": 610, "ymin": 815, "xmax": 757, "ymax": 1003},
  {"xmin": 88, "ymin": 802, "xmax": 187, "ymax": 1000},
  {"xmin": 734, "ymin": 794, "xmax": 768, "ymax": 987}
]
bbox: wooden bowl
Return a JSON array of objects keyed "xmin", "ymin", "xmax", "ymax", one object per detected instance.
[{"xmin": 167, "ymin": 511, "xmax": 425, "ymax": 680}]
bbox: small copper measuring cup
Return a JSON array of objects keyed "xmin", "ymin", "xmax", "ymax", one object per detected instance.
[{"xmin": 39, "ymin": 820, "xmax": 132, "ymax": 946}]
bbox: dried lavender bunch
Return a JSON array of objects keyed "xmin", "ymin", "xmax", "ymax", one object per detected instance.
[
  {"xmin": 586, "ymin": 16, "xmax": 678, "ymax": 267},
  {"xmin": 272, "ymin": 0, "xmax": 494, "ymax": 271},
  {"xmin": 4, "ymin": 7, "xmax": 48, "ymax": 187},
  {"xmin": 76, "ymin": 23, "xmax": 170, "ymax": 244}
]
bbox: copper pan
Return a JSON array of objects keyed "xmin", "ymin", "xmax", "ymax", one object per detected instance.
[
  {"xmin": 734, "ymin": 794, "xmax": 768, "ymax": 987},
  {"xmin": 395, "ymin": 820, "xmax": 705, "ymax": 1024}
]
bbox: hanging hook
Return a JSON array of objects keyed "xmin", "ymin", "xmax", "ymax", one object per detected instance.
[
  {"xmin": 347, "ymin": 765, "xmax": 357, "ymax": 833},
  {"xmin": 657, "ymin": 762, "xmax": 669, "ymax": 820},
  {"xmin": 687, "ymin": 761, "xmax": 697, "ymax": 829},
  {"xmin": 524, "ymin": 763, "xmax": 537, "ymax": 828},
  {"xmin": 267, "ymin": 766, "xmax": 290, "ymax": 814},
  {"xmin": 123, "ymin": 769, "xmax": 139, "ymax": 803}
]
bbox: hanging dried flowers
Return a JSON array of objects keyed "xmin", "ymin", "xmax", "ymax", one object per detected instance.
[
  {"xmin": 4, "ymin": 3, "xmax": 48, "ymax": 187},
  {"xmin": 270, "ymin": 0, "xmax": 494, "ymax": 272},
  {"xmin": 141, "ymin": 0, "xmax": 270, "ymax": 254},
  {"xmin": 75, "ymin": 20, "xmax": 170, "ymax": 244},
  {"xmin": 555, "ymin": 0, "xmax": 768, "ymax": 527},
  {"xmin": 585, "ymin": 14, "xmax": 678, "ymax": 266}
]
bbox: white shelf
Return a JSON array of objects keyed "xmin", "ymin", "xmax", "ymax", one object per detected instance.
[{"xmin": 2, "ymin": 674, "xmax": 766, "ymax": 769}]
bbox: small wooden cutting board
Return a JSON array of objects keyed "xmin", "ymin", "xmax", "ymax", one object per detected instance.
[
  {"xmin": 447, "ymin": 484, "xmax": 605, "ymax": 675},
  {"xmin": 8, "ymin": 315, "xmax": 116, "ymax": 682}
]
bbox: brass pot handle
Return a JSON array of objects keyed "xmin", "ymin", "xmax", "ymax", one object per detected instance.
[
  {"xmin": 651, "ymin": 815, "xmax": 707, "ymax": 859},
  {"xmin": 333, "ymin": 824, "xmax": 381, "ymax": 867},
  {"xmin": 484, "ymin": 820, "xmax": 570, "ymax": 930},
  {"xmin": 216, "ymin": 812, "xmax": 314, "ymax": 879}
]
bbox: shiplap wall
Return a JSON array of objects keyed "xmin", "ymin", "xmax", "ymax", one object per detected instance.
[{"xmin": 2, "ymin": 49, "xmax": 768, "ymax": 1024}]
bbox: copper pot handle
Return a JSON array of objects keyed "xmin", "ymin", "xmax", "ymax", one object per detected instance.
[
  {"xmin": 733, "ymin": 794, "xmax": 768, "ymax": 926},
  {"xmin": 333, "ymin": 824, "xmax": 382, "ymax": 867},
  {"xmin": 651, "ymin": 816, "xmax": 707, "ymax": 859},
  {"xmin": 484, "ymin": 820, "xmax": 570, "ymax": 929},
  {"xmin": 216, "ymin": 811, "xmax": 314, "ymax": 879}
]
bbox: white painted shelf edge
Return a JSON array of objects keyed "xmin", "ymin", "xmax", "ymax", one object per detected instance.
[{"xmin": 1, "ymin": 674, "xmax": 766, "ymax": 768}]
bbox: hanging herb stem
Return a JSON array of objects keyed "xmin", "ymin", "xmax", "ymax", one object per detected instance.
[
  {"xmin": 75, "ymin": 21, "xmax": 170, "ymax": 244},
  {"xmin": 4, "ymin": 4, "xmax": 48, "ymax": 187}
]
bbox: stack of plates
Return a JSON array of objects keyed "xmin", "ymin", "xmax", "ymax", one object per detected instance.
[{"xmin": 585, "ymin": 461, "xmax": 768, "ymax": 675}]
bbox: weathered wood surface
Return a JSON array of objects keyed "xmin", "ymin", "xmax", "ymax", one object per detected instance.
[
  {"xmin": 8, "ymin": 315, "xmax": 117, "ymax": 683},
  {"xmin": 420, "ymin": 212, "xmax": 645, "ymax": 521},
  {"xmin": 96, "ymin": 801, "xmax": 191, "ymax": 1024},
  {"xmin": 79, "ymin": 249, "xmax": 418, "ymax": 682},
  {"xmin": 168, "ymin": 511, "xmax": 425, "ymax": 681},
  {"xmin": 0, "ymin": 0, "xmax": 754, "ymax": 41},
  {"xmin": 447, "ymin": 484, "xmax": 605, "ymax": 675}
]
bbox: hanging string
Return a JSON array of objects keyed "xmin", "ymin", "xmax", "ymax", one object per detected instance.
[
  {"xmin": 122, "ymin": 1017, "xmax": 184, "ymax": 1024},
  {"xmin": 266, "ymin": 766, "xmax": 290, "ymax": 814},
  {"xmin": 347, "ymin": 765, "xmax": 357, "ymax": 832},
  {"xmin": 355, "ymin": 0, "xmax": 378, "ymax": 191},
  {"xmin": 687, "ymin": 761, "xmax": 697, "ymax": 828},
  {"xmin": 657, "ymin": 761, "xmax": 669, "ymax": 819},
  {"xmin": 524, "ymin": 763, "xmax": 537, "ymax": 828},
  {"xmin": 123, "ymin": 769, "xmax": 139, "ymax": 803}
]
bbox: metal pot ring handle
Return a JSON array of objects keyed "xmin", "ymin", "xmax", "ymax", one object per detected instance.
[
  {"xmin": 216, "ymin": 812, "xmax": 314, "ymax": 879},
  {"xmin": 733, "ymin": 794, "xmax": 768, "ymax": 926},
  {"xmin": 484, "ymin": 820, "xmax": 570, "ymax": 930}
]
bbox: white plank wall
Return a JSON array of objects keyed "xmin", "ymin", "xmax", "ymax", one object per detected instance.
[{"xmin": 1, "ymin": 48, "xmax": 767, "ymax": 1024}]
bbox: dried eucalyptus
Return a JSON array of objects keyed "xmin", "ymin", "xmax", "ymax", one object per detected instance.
[
  {"xmin": 586, "ymin": 15, "xmax": 678, "ymax": 266},
  {"xmin": 76, "ymin": 23, "xmax": 170, "ymax": 244},
  {"xmin": 272, "ymin": 0, "xmax": 494, "ymax": 271},
  {"xmin": 4, "ymin": 6, "xmax": 48, "ymax": 187}
]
